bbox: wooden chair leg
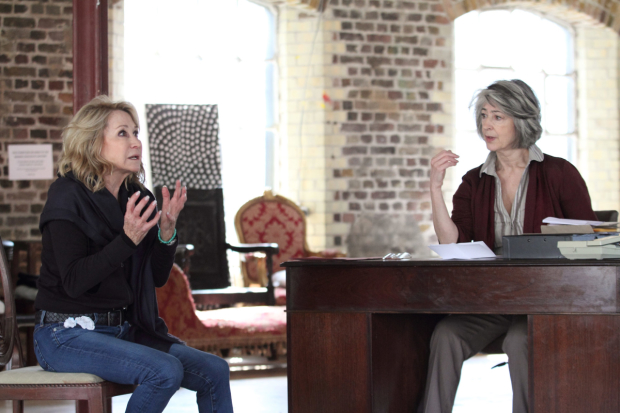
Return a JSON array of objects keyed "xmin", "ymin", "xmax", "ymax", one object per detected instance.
[
  {"xmin": 77, "ymin": 395, "xmax": 110, "ymax": 413},
  {"xmin": 12, "ymin": 399, "xmax": 23, "ymax": 413},
  {"xmin": 268, "ymin": 343, "xmax": 278, "ymax": 361},
  {"xmin": 76, "ymin": 400, "xmax": 89, "ymax": 413}
]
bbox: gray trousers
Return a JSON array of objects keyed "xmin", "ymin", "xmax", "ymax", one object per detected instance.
[{"xmin": 419, "ymin": 314, "xmax": 528, "ymax": 413}]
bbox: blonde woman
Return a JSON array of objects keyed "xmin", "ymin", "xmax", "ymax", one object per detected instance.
[{"xmin": 34, "ymin": 96, "xmax": 233, "ymax": 413}]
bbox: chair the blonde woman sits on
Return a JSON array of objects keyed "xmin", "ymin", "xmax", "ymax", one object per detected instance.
[{"xmin": 0, "ymin": 235, "xmax": 136, "ymax": 413}]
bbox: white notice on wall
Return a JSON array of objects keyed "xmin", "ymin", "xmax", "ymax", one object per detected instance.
[{"xmin": 8, "ymin": 144, "xmax": 54, "ymax": 180}]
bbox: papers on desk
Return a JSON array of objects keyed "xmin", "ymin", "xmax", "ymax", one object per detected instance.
[
  {"xmin": 542, "ymin": 217, "xmax": 619, "ymax": 234},
  {"xmin": 428, "ymin": 241, "xmax": 496, "ymax": 260},
  {"xmin": 542, "ymin": 217, "xmax": 610, "ymax": 226}
]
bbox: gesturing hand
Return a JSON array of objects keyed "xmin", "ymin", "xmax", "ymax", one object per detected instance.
[
  {"xmin": 124, "ymin": 192, "xmax": 160, "ymax": 246},
  {"xmin": 430, "ymin": 149, "xmax": 459, "ymax": 191},
  {"xmin": 159, "ymin": 180, "xmax": 187, "ymax": 242}
]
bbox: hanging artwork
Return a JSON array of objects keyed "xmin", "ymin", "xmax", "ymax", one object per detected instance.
[{"xmin": 146, "ymin": 104, "xmax": 222, "ymax": 190}]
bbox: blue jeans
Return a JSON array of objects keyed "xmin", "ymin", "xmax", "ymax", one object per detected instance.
[{"xmin": 33, "ymin": 313, "xmax": 233, "ymax": 413}]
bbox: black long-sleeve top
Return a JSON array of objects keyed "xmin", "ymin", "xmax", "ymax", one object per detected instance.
[
  {"xmin": 35, "ymin": 219, "xmax": 176, "ymax": 313},
  {"xmin": 36, "ymin": 172, "xmax": 182, "ymax": 351}
]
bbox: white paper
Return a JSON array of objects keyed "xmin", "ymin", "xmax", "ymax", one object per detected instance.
[
  {"xmin": 428, "ymin": 241, "xmax": 496, "ymax": 260},
  {"xmin": 8, "ymin": 144, "xmax": 54, "ymax": 180},
  {"xmin": 542, "ymin": 217, "xmax": 610, "ymax": 226}
]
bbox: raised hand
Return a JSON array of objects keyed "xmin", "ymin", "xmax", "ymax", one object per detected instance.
[
  {"xmin": 159, "ymin": 180, "xmax": 187, "ymax": 242},
  {"xmin": 430, "ymin": 150, "xmax": 459, "ymax": 191},
  {"xmin": 124, "ymin": 191, "xmax": 160, "ymax": 245}
]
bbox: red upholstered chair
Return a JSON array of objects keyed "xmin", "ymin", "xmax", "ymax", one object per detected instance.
[
  {"xmin": 235, "ymin": 190, "xmax": 343, "ymax": 305},
  {"xmin": 156, "ymin": 264, "xmax": 286, "ymax": 357}
]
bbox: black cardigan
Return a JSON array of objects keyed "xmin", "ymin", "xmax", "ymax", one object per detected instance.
[{"xmin": 36, "ymin": 172, "xmax": 183, "ymax": 352}]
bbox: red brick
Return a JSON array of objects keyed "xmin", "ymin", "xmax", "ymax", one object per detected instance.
[
  {"xmin": 39, "ymin": 116, "xmax": 64, "ymax": 126},
  {"xmin": 48, "ymin": 80, "xmax": 64, "ymax": 90},
  {"xmin": 50, "ymin": 129, "xmax": 63, "ymax": 140},
  {"xmin": 4, "ymin": 91, "xmax": 35, "ymax": 102},
  {"xmin": 15, "ymin": 54, "xmax": 28, "ymax": 64},
  {"xmin": 343, "ymin": 213, "xmax": 356, "ymax": 222},
  {"xmin": 58, "ymin": 93, "xmax": 72, "ymax": 103},
  {"xmin": 4, "ymin": 67, "xmax": 36, "ymax": 77},
  {"xmin": 4, "ymin": 18, "xmax": 35, "ymax": 28},
  {"xmin": 38, "ymin": 18, "xmax": 70, "ymax": 29}
]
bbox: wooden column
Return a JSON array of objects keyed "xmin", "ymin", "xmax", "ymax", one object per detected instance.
[{"xmin": 73, "ymin": 0, "xmax": 109, "ymax": 113}]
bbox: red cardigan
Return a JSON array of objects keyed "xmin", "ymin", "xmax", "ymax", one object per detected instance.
[{"xmin": 451, "ymin": 154, "xmax": 597, "ymax": 250}]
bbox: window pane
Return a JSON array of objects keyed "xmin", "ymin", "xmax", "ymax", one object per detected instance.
[
  {"xmin": 236, "ymin": 0, "xmax": 274, "ymax": 61},
  {"xmin": 545, "ymin": 76, "xmax": 574, "ymax": 134},
  {"xmin": 478, "ymin": 69, "xmax": 514, "ymax": 90},
  {"xmin": 265, "ymin": 62, "xmax": 276, "ymax": 128},
  {"xmin": 455, "ymin": 11, "xmax": 480, "ymax": 70},
  {"xmin": 479, "ymin": 11, "xmax": 512, "ymax": 68},
  {"xmin": 453, "ymin": 131, "xmax": 490, "ymax": 189},
  {"xmin": 510, "ymin": 10, "xmax": 542, "ymax": 72},
  {"xmin": 537, "ymin": 134, "xmax": 576, "ymax": 163},
  {"xmin": 265, "ymin": 131, "xmax": 275, "ymax": 188},
  {"xmin": 541, "ymin": 19, "xmax": 572, "ymax": 75},
  {"xmin": 455, "ymin": 70, "xmax": 479, "ymax": 130}
]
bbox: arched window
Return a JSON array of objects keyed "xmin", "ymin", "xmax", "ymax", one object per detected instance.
[
  {"xmin": 124, "ymin": 0, "xmax": 277, "ymax": 245},
  {"xmin": 453, "ymin": 9, "xmax": 575, "ymax": 188},
  {"xmin": 123, "ymin": 0, "xmax": 277, "ymax": 282}
]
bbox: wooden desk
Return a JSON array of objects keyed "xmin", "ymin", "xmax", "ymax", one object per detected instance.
[{"xmin": 284, "ymin": 258, "xmax": 620, "ymax": 413}]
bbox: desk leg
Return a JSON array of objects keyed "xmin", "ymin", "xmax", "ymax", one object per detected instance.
[
  {"xmin": 288, "ymin": 312, "xmax": 441, "ymax": 413},
  {"xmin": 530, "ymin": 315, "xmax": 620, "ymax": 413}
]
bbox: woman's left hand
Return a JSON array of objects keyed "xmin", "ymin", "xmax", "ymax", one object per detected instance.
[{"xmin": 159, "ymin": 180, "xmax": 187, "ymax": 242}]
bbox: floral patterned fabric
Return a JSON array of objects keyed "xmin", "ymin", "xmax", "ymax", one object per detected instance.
[
  {"xmin": 238, "ymin": 201, "xmax": 306, "ymax": 283},
  {"xmin": 156, "ymin": 264, "xmax": 287, "ymax": 356}
]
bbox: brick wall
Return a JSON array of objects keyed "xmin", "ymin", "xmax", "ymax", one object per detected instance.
[
  {"xmin": 576, "ymin": 25, "xmax": 620, "ymax": 212},
  {"xmin": 0, "ymin": 0, "xmax": 73, "ymax": 241},
  {"xmin": 279, "ymin": 0, "xmax": 452, "ymax": 253},
  {"xmin": 2, "ymin": 0, "xmax": 619, "ymax": 250},
  {"xmin": 278, "ymin": 9, "xmax": 331, "ymax": 250},
  {"xmin": 277, "ymin": 0, "xmax": 620, "ymax": 254}
]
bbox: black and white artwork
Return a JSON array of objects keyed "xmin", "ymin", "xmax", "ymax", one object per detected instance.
[{"xmin": 146, "ymin": 104, "xmax": 222, "ymax": 190}]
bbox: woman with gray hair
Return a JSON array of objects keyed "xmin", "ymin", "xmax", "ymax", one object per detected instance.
[{"xmin": 421, "ymin": 79, "xmax": 597, "ymax": 413}]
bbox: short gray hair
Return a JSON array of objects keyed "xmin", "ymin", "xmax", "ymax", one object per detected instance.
[{"xmin": 473, "ymin": 79, "xmax": 542, "ymax": 149}]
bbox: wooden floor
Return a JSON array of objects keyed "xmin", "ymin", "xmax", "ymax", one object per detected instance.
[{"xmin": 0, "ymin": 354, "xmax": 512, "ymax": 412}]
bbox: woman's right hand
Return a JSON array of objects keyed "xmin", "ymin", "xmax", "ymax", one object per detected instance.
[
  {"xmin": 430, "ymin": 150, "xmax": 459, "ymax": 191},
  {"xmin": 124, "ymin": 192, "xmax": 160, "ymax": 246}
]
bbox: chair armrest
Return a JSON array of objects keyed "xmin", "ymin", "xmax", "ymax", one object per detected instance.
[
  {"xmin": 226, "ymin": 243, "xmax": 279, "ymax": 306},
  {"xmin": 175, "ymin": 244, "xmax": 195, "ymax": 275},
  {"xmin": 226, "ymin": 243, "xmax": 279, "ymax": 255},
  {"xmin": 192, "ymin": 287, "xmax": 269, "ymax": 307},
  {"xmin": 307, "ymin": 248, "xmax": 346, "ymax": 258}
]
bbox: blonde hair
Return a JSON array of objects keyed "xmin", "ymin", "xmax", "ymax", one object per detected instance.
[{"xmin": 57, "ymin": 95, "xmax": 145, "ymax": 192}]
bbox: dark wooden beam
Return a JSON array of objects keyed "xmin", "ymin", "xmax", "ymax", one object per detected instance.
[{"xmin": 73, "ymin": 0, "xmax": 109, "ymax": 114}]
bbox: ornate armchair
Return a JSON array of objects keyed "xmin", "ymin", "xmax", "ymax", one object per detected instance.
[
  {"xmin": 156, "ymin": 187, "xmax": 280, "ymax": 306},
  {"xmin": 156, "ymin": 264, "xmax": 286, "ymax": 358},
  {"xmin": 234, "ymin": 190, "xmax": 343, "ymax": 304}
]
